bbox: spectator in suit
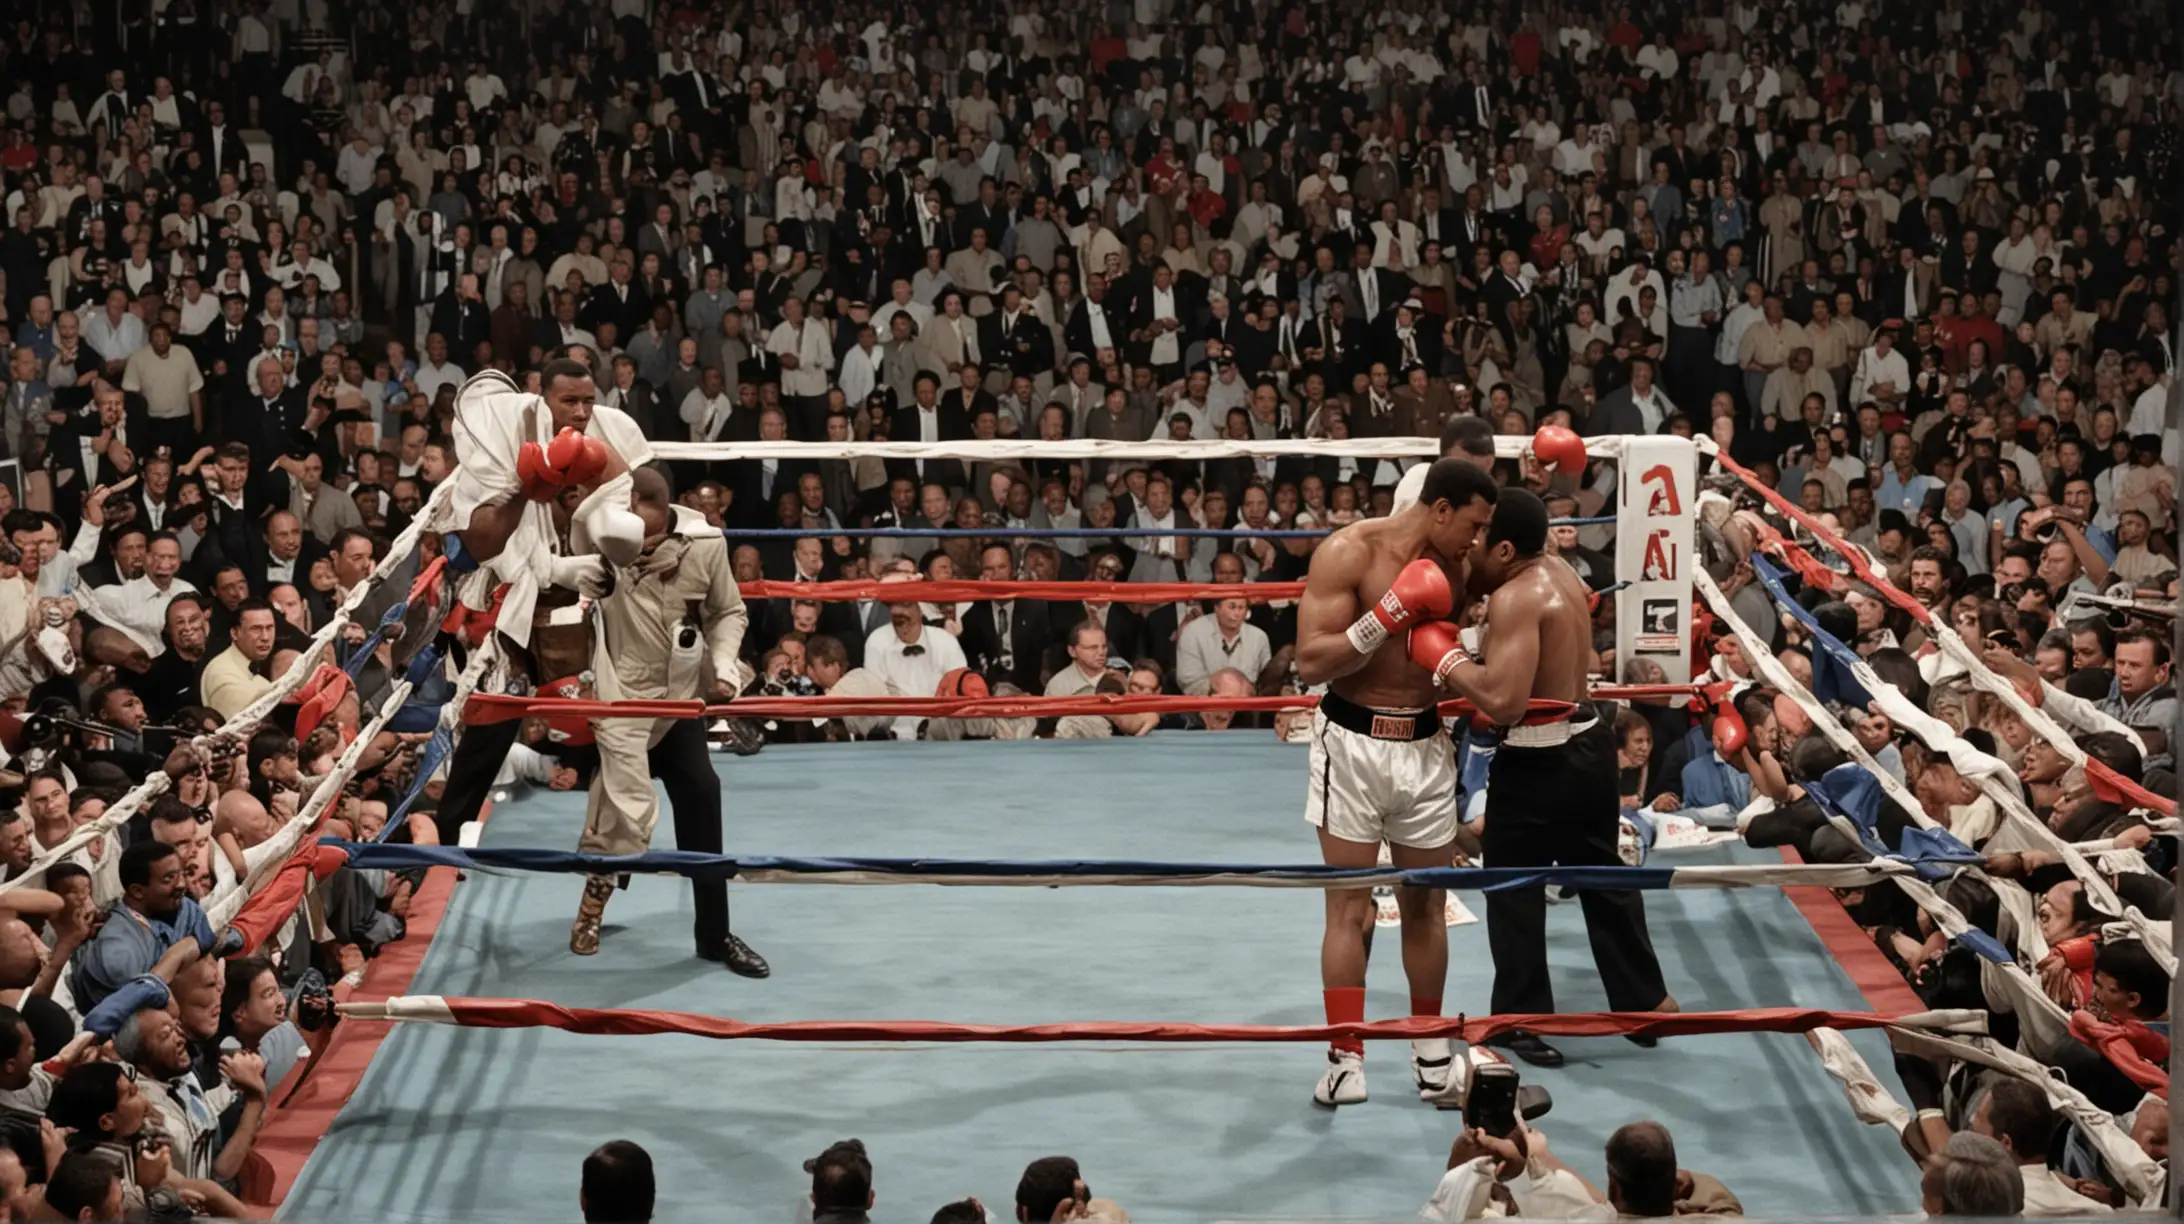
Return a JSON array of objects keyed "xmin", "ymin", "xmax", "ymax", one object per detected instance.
[
  {"xmin": 428, "ymin": 272, "xmax": 491, "ymax": 367},
  {"xmin": 980, "ymin": 286, "xmax": 1055, "ymax": 389},
  {"xmin": 959, "ymin": 542, "xmax": 1053, "ymax": 693},
  {"xmin": 728, "ymin": 407, "xmax": 813, "ymax": 530},
  {"xmin": 886, "ymin": 372, "xmax": 971, "ymax": 496}
]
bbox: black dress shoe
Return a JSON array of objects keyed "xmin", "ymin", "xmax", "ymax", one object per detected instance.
[
  {"xmin": 698, "ymin": 934, "xmax": 771, "ymax": 978},
  {"xmin": 1489, "ymin": 1031, "xmax": 1565, "ymax": 1068},
  {"xmin": 1625, "ymin": 1034, "xmax": 1658, "ymax": 1049}
]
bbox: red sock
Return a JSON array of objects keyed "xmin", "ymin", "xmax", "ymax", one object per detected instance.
[
  {"xmin": 1324, "ymin": 987, "xmax": 1366, "ymax": 1057},
  {"xmin": 1411, "ymin": 996, "xmax": 1443, "ymax": 1018}
]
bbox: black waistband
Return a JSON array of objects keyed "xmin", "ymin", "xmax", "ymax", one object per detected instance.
[{"xmin": 1320, "ymin": 691, "xmax": 1441, "ymax": 741}]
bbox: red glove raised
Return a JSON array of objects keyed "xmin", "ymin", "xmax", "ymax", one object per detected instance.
[
  {"xmin": 1346, "ymin": 558, "xmax": 1453, "ymax": 654},
  {"xmin": 1407, "ymin": 621, "xmax": 1468, "ymax": 685},
  {"xmin": 517, "ymin": 429, "xmax": 610, "ymax": 502},
  {"xmin": 1711, "ymin": 710, "xmax": 1749, "ymax": 758},
  {"xmin": 1530, "ymin": 424, "xmax": 1588, "ymax": 476}
]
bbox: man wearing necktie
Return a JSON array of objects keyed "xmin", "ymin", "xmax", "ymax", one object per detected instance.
[{"xmin": 962, "ymin": 542, "xmax": 1049, "ymax": 691}]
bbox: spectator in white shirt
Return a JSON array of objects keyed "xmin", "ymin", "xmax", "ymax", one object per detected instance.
[
  {"xmin": 98, "ymin": 533, "xmax": 196, "ymax": 654},
  {"xmin": 1968, "ymin": 1079, "xmax": 2102, "ymax": 1216},
  {"xmin": 862, "ymin": 581, "xmax": 966, "ymax": 740},
  {"xmin": 1174, "ymin": 597, "xmax": 1271, "ymax": 696}
]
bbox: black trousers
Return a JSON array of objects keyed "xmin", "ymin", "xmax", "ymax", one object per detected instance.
[
  {"xmin": 645, "ymin": 717, "xmax": 731, "ymax": 947},
  {"xmin": 435, "ymin": 716, "xmax": 520, "ymax": 846},
  {"xmin": 1482, "ymin": 718, "xmax": 1667, "ymax": 1015}
]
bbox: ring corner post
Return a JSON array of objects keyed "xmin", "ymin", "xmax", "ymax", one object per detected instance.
[{"xmin": 1613, "ymin": 436, "xmax": 1699, "ymax": 686}]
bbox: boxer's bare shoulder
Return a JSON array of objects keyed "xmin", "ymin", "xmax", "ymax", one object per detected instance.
[
  {"xmin": 1480, "ymin": 554, "xmax": 1594, "ymax": 705},
  {"xmin": 1299, "ymin": 513, "xmax": 1443, "ymax": 709}
]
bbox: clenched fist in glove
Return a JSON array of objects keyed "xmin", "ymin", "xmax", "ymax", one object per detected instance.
[
  {"xmin": 1407, "ymin": 621, "xmax": 1469, "ymax": 685},
  {"xmin": 1345, "ymin": 558, "xmax": 1452, "ymax": 654},
  {"xmin": 1530, "ymin": 424, "xmax": 1588, "ymax": 476},
  {"xmin": 518, "ymin": 428, "xmax": 610, "ymax": 502}
]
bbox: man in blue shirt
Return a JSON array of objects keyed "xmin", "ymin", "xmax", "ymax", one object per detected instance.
[
  {"xmin": 1875, "ymin": 430, "xmax": 1941, "ymax": 516},
  {"xmin": 69, "ymin": 841, "xmax": 222, "ymax": 1012}
]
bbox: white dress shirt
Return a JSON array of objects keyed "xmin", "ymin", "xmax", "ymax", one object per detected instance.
[{"xmin": 863, "ymin": 622, "xmax": 967, "ymax": 738}]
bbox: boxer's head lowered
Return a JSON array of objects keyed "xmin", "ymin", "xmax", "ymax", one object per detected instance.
[
  {"xmin": 1471, "ymin": 488, "xmax": 1550, "ymax": 590},
  {"xmin": 1417, "ymin": 458, "xmax": 1498, "ymax": 564},
  {"xmin": 541, "ymin": 357, "xmax": 596, "ymax": 433},
  {"xmin": 631, "ymin": 465, "xmax": 674, "ymax": 544}
]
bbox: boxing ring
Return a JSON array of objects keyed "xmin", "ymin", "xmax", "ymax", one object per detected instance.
[
  {"xmin": 126, "ymin": 420, "xmax": 2164, "ymax": 1221},
  {"xmin": 275, "ymin": 735, "xmax": 1921, "ymax": 1223}
]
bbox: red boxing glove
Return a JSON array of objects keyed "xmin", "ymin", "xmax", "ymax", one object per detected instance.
[
  {"xmin": 517, "ymin": 429, "xmax": 610, "ymax": 501},
  {"xmin": 1407, "ymin": 621, "xmax": 1468, "ymax": 685},
  {"xmin": 1346, "ymin": 558, "xmax": 1453, "ymax": 654},
  {"xmin": 1530, "ymin": 424, "xmax": 1588, "ymax": 476},
  {"xmin": 1711, "ymin": 710, "xmax": 1749, "ymax": 758}
]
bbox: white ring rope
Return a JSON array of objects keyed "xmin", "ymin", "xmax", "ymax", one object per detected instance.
[
  {"xmin": 646, "ymin": 436, "xmax": 1625, "ymax": 463},
  {"xmin": 0, "ymin": 478, "xmax": 458, "ymax": 899},
  {"xmin": 1694, "ymin": 569, "xmax": 2081, "ymax": 1056}
]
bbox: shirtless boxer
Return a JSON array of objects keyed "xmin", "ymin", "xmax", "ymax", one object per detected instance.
[
  {"xmin": 1408, "ymin": 489, "xmax": 1673, "ymax": 1068},
  {"xmin": 1295, "ymin": 458, "xmax": 1499, "ymax": 1107}
]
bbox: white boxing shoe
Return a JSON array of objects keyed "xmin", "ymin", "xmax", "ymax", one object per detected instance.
[
  {"xmin": 1313, "ymin": 1050, "xmax": 1368, "ymax": 1107},
  {"xmin": 1412, "ymin": 1038, "xmax": 1458, "ymax": 1103}
]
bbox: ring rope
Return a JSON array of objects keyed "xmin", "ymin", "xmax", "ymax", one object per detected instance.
[
  {"xmin": 334, "ymin": 998, "xmax": 1978, "ymax": 1045},
  {"xmin": 1695, "ymin": 568, "xmax": 2084, "ymax": 1055},
  {"xmin": 740, "ymin": 579, "xmax": 1309, "ymax": 602},
  {"xmin": 1743, "ymin": 553, "xmax": 2132, "ymax": 921},
  {"xmin": 720, "ymin": 518, "xmax": 1614, "ymax": 541},
  {"xmin": 1699, "ymin": 437, "xmax": 2166, "ymax": 816},
  {"xmin": 458, "ymin": 687, "xmax": 1712, "ymax": 725},
  {"xmin": 321, "ymin": 842, "xmax": 1925, "ymax": 891},
  {"xmin": 647, "ymin": 435, "xmax": 1621, "ymax": 463},
  {"xmin": 0, "ymin": 478, "xmax": 458, "ymax": 899}
]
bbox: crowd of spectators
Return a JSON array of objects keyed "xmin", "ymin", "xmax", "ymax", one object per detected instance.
[{"xmin": 0, "ymin": 0, "xmax": 2172, "ymax": 1212}]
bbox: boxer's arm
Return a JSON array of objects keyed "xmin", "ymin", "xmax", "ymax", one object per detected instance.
[
  {"xmin": 458, "ymin": 497, "xmax": 529, "ymax": 563},
  {"xmin": 1293, "ymin": 534, "xmax": 1374, "ymax": 686},
  {"xmin": 1435, "ymin": 587, "xmax": 1541, "ymax": 727}
]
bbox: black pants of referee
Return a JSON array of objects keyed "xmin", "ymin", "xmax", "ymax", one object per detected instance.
[
  {"xmin": 435, "ymin": 708, "xmax": 729, "ymax": 947},
  {"xmin": 637, "ymin": 717, "xmax": 730, "ymax": 947},
  {"xmin": 1481, "ymin": 716, "xmax": 1668, "ymax": 1015}
]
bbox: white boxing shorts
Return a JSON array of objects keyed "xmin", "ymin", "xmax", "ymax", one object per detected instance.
[{"xmin": 1304, "ymin": 691, "xmax": 1459, "ymax": 850}]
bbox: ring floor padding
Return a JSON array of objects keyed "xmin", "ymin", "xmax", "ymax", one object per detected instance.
[{"xmin": 281, "ymin": 734, "xmax": 1918, "ymax": 1223}]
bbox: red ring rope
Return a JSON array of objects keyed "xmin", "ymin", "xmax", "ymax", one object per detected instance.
[
  {"xmin": 461, "ymin": 685, "xmax": 1716, "ymax": 726},
  {"xmin": 349, "ymin": 999, "xmax": 1935, "ymax": 1045},
  {"xmin": 742, "ymin": 579, "xmax": 1305, "ymax": 603}
]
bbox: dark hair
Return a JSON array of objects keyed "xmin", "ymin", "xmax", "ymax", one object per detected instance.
[
  {"xmin": 581, "ymin": 1140, "xmax": 656, "ymax": 1224},
  {"xmin": 808, "ymin": 1139, "xmax": 872, "ymax": 1211},
  {"xmin": 45, "ymin": 1062, "xmax": 126, "ymax": 1137},
  {"xmin": 930, "ymin": 1200, "xmax": 986, "ymax": 1224},
  {"xmin": 1015, "ymin": 1156, "xmax": 1084, "ymax": 1223},
  {"xmin": 43, "ymin": 863, "xmax": 88, "ymax": 895},
  {"xmin": 1979, "ymin": 1077, "xmax": 2054, "ymax": 1158},
  {"xmin": 42, "ymin": 1150, "xmax": 116, "ymax": 1219},
  {"xmin": 1419, "ymin": 456, "xmax": 1498, "ymax": 513},
  {"xmin": 0, "ymin": 1005, "xmax": 25, "ymax": 1064},
  {"xmin": 1605, "ymin": 1122, "xmax": 1678, "ymax": 1217},
  {"xmin": 1441, "ymin": 414, "xmax": 1496, "ymax": 460},
  {"xmin": 2079, "ymin": 731, "xmax": 2145, "ymax": 784},
  {"xmin": 118, "ymin": 838, "xmax": 180, "ymax": 890},
  {"xmin": 2070, "ymin": 618, "xmax": 2117, "ymax": 661},
  {"xmin": 218, "ymin": 956, "xmax": 277, "ymax": 1044},
  {"xmin": 2094, "ymin": 940, "xmax": 2167, "ymax": 1020},
  {"xmin": 2114, "ymin": 626, "xmax": 2171, "ymax": 668},
  {"xmin": 234, "ymin": 597, "xmax": 276, "ymax": 622},
  {"xmin": 541, "ymin": 357, "xmax": 593, "ymax": 388},
  {"xmin": 1484, "ymin": 487, "xmax": 1549, "ymax": 557},
  {"xmin": 807, "ymin": 634, "xmax": 848, "ymax": 669}
]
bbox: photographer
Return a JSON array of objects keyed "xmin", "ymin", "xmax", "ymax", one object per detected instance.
[{"xmin": 1423, "ymin": 1119, "xmax": 1740, "ymax": 1221}]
